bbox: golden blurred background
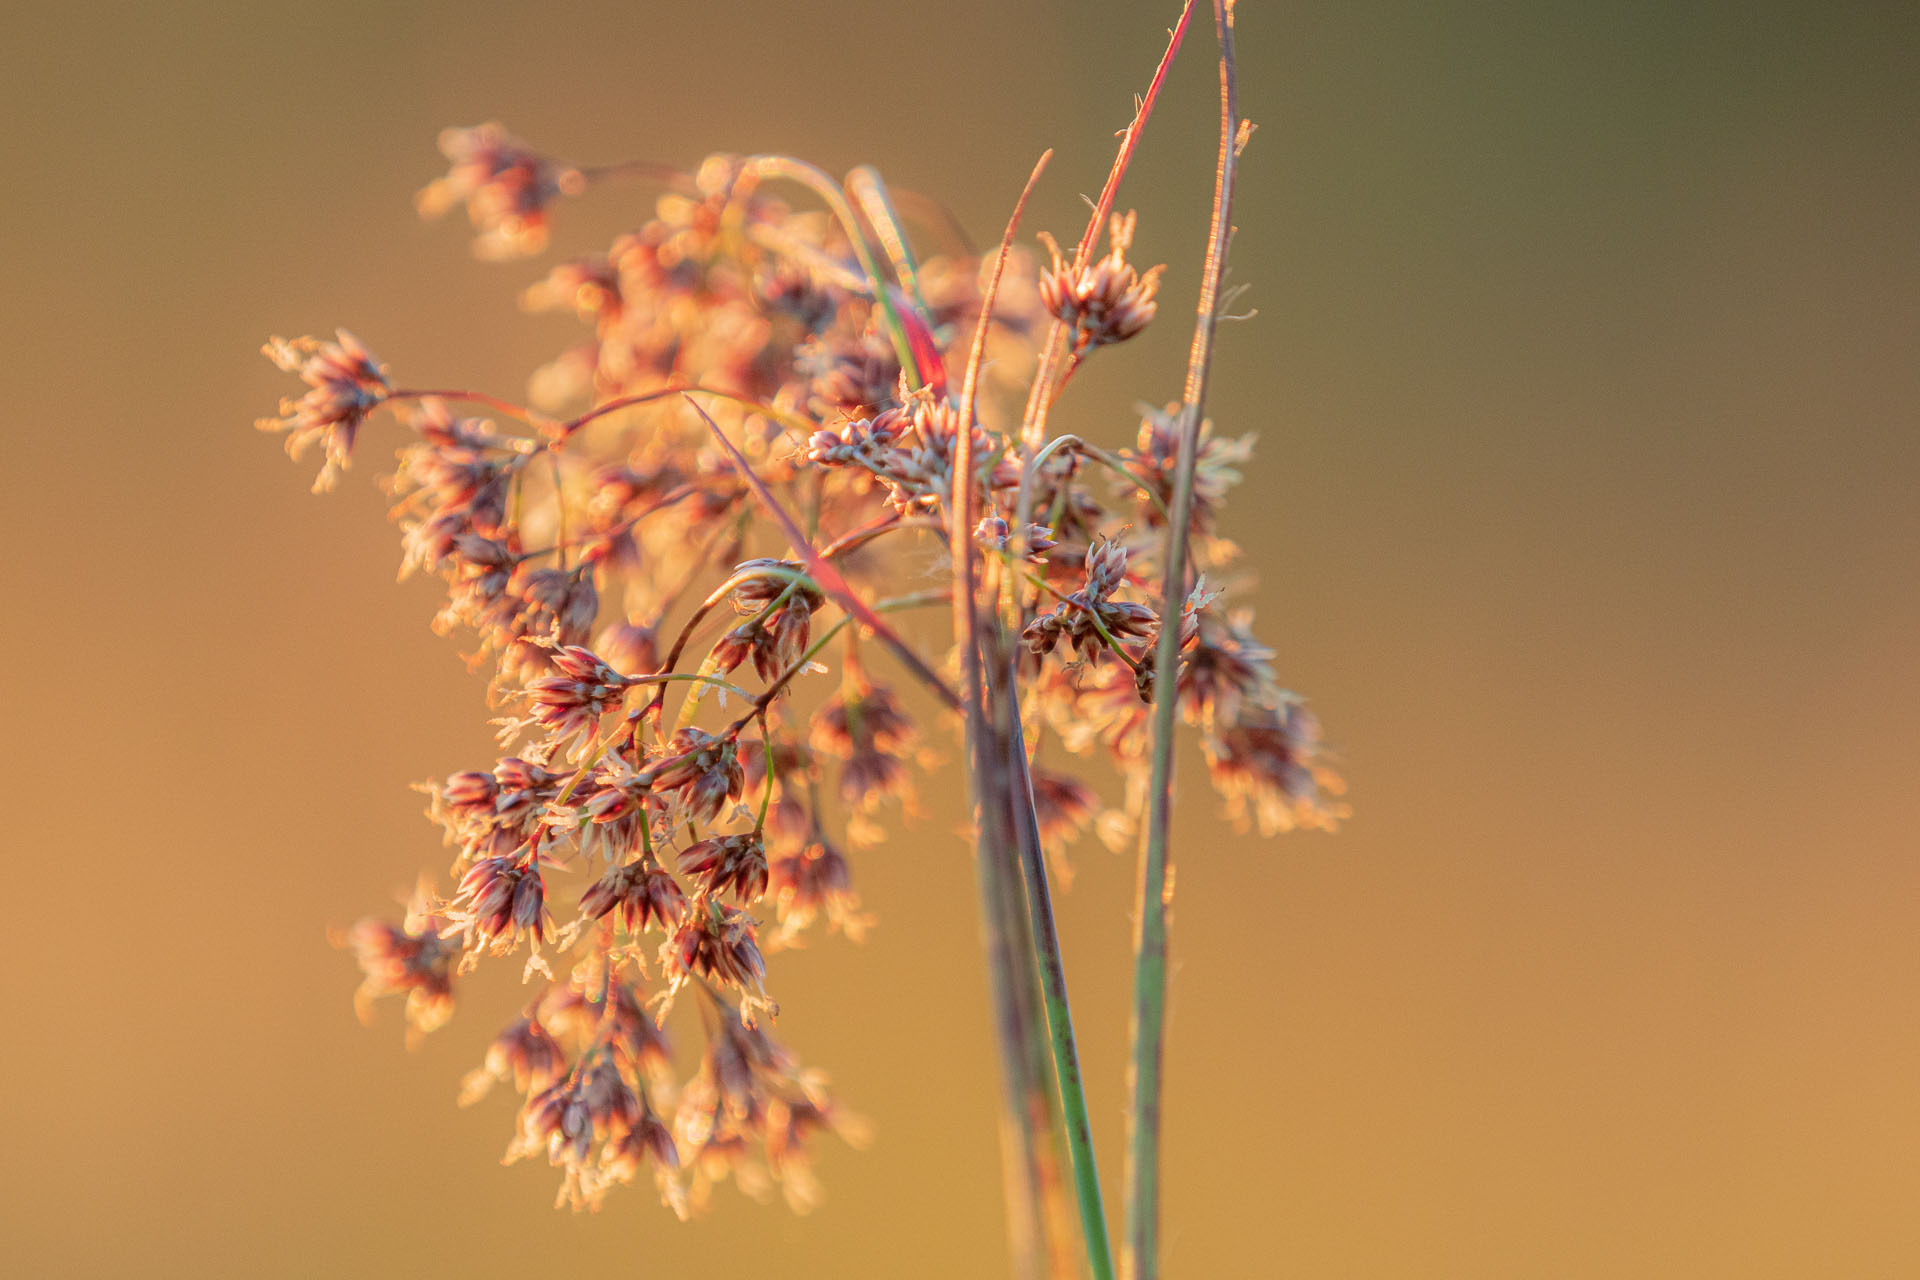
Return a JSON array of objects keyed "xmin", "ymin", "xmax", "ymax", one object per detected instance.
[{"xmin": 5, "ymin": 1, "xmax": 1919, "ymax": 1275}]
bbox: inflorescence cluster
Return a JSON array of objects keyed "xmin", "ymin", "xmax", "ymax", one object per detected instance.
[{"xmin": 260, "ymin": 120, "xmax": 1342, "ymax": 1215}]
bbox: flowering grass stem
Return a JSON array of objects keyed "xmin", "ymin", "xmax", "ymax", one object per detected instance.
[
  {"xmin": 1002, "ymin": 669, "xmax": 1116, "ymax": 1280},
  {"xmin": 950, "ymin": 152, "xmax": 1087, "ymax": 1279},
  {"xmin": 277, "ymin": 6, "xmax": 1341, "ymax": 1246},
  {"xmin": 1018, "ymin": 0, "xmax": 1197, "ymax": 454},
  {"xmin": 1125, "ymin": 6, "xmax": 1243, "ymax": 1279}
]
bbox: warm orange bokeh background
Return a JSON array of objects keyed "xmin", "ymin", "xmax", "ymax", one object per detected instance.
[{"xmin": 6, "ymin": 2, "xmax": 1919, "ymax": 1275}]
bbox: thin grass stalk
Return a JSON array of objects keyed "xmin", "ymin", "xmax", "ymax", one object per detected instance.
[
  {"xmin": 1125, "ymin": 4, "xmax": 1243, "ymax": 1278},
  {"xmin": 978, "ymin": 822, "xmax": 1073, "ymax": 1280},
  {"xmin": 740, "ymin": 155, "xmax": 924, "ymax": 386},
  {"xmin": 952, "ymin": 155, "xmax": 1077, "ymax": 1280},
  {"xmin": 1013, "ymin": 0, "xmax": 1197, "ymax": 616},
  {"xmin": 1014, "ymin": 896, "xmax": 1084, "ymax": 1280},
  {"xmin": 995, "ymin": 657, "xmax": 1115, "ymax": 1280},
  {"xmin": 846, "ymin": 165, "xmax": 933, "ymax": 319},
  {"xmin": 977, "ymin": 796, "xmax": 1050, "ymax": 1280},
  {"xmin": 1017, "ymin": 0, "xmax": 1197, "ymax": 457},
  {"xmin": 952, "ymin": 153, "xmax": 1115, "ymax": 1280}
]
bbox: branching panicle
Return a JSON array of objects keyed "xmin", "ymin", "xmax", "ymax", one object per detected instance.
[{"xmin": 275, "ymin": 8, "xmax": 1340, "ymax": 1262}]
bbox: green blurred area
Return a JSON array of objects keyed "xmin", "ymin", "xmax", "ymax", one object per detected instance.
[{"xmin": 4, "ymin": 1, "xmax": 1918, "ymax": 1275}]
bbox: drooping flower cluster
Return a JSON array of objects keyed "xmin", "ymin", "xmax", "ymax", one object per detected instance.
[{"xmin": 277, "ymin": 114, "xmax": 1341, "ymax": 1216}]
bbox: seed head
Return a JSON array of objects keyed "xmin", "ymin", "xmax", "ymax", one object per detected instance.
[
  {"xmin": 257, "ymin": 330, "xmax": 391, "ymax": 492},
  {"xmin": 973, "ymin": 515, "xmax": 1059, "ymax": 560},
  {"xmin": 601, "ymin": 1108, "xmax": 685, "ymax": 1217},
  {"xmin": 513, "ymin": 644, "xmax": 634, "ymax": 757},
  {"xmin": 338, "ymin": 884, "xmax": 457, "ymax": 1040},
  {"xmin": 768, "ymin": 838, "xmax": 868, "ymax": 943},
  {"xmin": 580, "ymin": 860, "xmax": 688, "ymax": 935},
  {"xmin": 1037, "ymin": 212, "xmax": 1164, "ymax": 349},
  {"xmin": 811, "ymin": 679, "xmax": 918, "ymax": 823},
  {"xmin": 653, "ymin": 728, "xmax": 746, "ymax": 825},
  {"xmin": 459, "ymin": 1014, "xmax": 567, "ymax": 1106},
  {"xmin": 662, "ymin": 900, "xmax": 769, "ymax": 1017},
  {"xmin": 1023, "ymin": 536, "xmax": 1157, "ymax": 663},
  {"xmin": 443, "ymin": 854, "xmax": 551, "ymax": 975},
  {"xmin": 679, "ymin": 832, "xmax": 770, "ymax": 903},
  {"xmin": 1203, "ymin": 697, "xmax": 1349, "ymax": 835},
  {"xmin": 417, "ymin": 122, "xmax": 583, "ymax": 260}
]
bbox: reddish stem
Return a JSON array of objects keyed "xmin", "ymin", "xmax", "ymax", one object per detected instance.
[{"xmin": 1071, "ymin": 0, "xmax": 1198, "ymax": 274}]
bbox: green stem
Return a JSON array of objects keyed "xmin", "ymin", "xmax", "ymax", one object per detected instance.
[
  {"xmin": 997, "ymin": 665, "xmax": 1114, "ymax": 1280},
  {"xmin": 846, "ymin": 164, "xmax": 933, "ymax": 321},
  {"xmin": 626, "ymin": 670, "xmax": 757, "ymax": 701},
  {"xmin": 954, "ymin": 154, "xmax": 1080, "ymax": 1280},
  {"xmin": 1125, "ymin": 6, "xmax": 1243, "ymax": 1280},
  {"xmin": 752, "ymin": 713, "xmax": 775, "ymax": 833},
  {"xmin": 672, "ymin": 574, "xmax": 810, "ymax": 731},
  {"xmin": 976, "ymin": 773, "xmax": 1062, "ymax": 1280},
  {"xmin": 743, "ymin": 156, "xmax": 924, "ymax": 389}
]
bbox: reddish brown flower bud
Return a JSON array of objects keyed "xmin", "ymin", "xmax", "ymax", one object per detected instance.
[
  {"xmin": 811, "ymin": 679, "xmax": 918, "ymax": 820},
  {"xmin": 768, "ymin": 839, "xmax": 867, "ymax": 941},
  {"xmin": 751, "ymin": 602, "xmax": 813, "ymax": 684},
  {"xmin": 417, "ymin": 122, "xmax": 582, "ymax": 260},
  {"xmin": 662, "ymin": 900, "xmax": 767, "ymax": 996},
  {"xmin": 460, "ymin": 1015, "xmax": 566, "ymax": 1106},
  {"xmin": 521, "ymin": 254, "xmax": 622, "ymax": 323},
  {"xmin": 804, "ymin": 428, "xmax": 856, "ymax": 467},
  {"xmin": 1203, "ymin": 697, "xmax": 1348, "ymax": 835},
  {"xmin": 679, "ymin": 833, "xmax": 769, "ymax": 903},
  {"xmin": 1028, "ymin": 765, "xmax": 1101, "ymax": 851},
  {"xmin": 441, "ymin": 770, "xmax": 499, "ymax": 820},
  {"xmin": 580, "ymin": 860, "xmax": 687, "ymax": 934},
  {"xmin": 447, "ymin": 855, "xmax": 549, "ymax": 960},
  {"xmin": 602, "ymin": 1108, "xmax": 683, "ymax": 1215},
  {"xmin": 1037, "ymin": 212, "xmax": 1163, "ymax": 349},
  {"xmin": 653, "ymin": 728, "xmax": 745, "ymax": 825},
  {"xmin": 973, "ymin": 516, "xmax": 1058, "ymax": 559},
  {"xmin": 257, "ymin": 330, "xmax": 391, "ymax": 491},
  {"xmin": 1084, "ymin": 536, "xmax": 1130, "ymax": 599},
  {"xmin": 729, "ymin": 558, "xmax": 822, "ymax": 610},
  {"xmin": 518, "ymin": 645, "xmax": 634, "ymax": 754},
  {"xmin": 555, "ymin": 573, "xmax": 601, "ymax": 647},
  {"xmin": 1024, "ymin": 536, "xmax": 1158, "ymax": 664},
  {"xmin": 711, "ymin": 624, "xmax": 755, "ymax": 675},
  {"xmin": 340, "ymin": 895, "xmax": 457, "ymax": 1037},
  {"xmin": 492, "ymin": 756, "xmax": 563, "ymax": 822}
]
